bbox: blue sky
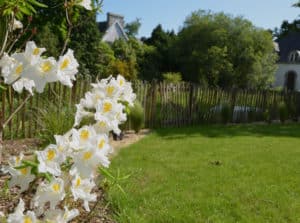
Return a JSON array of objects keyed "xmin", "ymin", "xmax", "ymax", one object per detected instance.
[{"xmin": 97, "ymin": 0, "xmax": 300, "ymax": 37}]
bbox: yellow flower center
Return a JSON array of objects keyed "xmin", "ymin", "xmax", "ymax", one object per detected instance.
[
  {"xmin": 106, "ymin": 86, "xmax": 114, "ymax": 96},
  {"xmin": 76, "ymin": 178, "xmax": 81, "ymax": 187},
  {"xmin": 98, "ymin": 139, "xmax": 105, "ymax": 150},
  {"xmin": 83, "ymin": 151, "xmax": 92, "ymax": 160},
  {"xmin": 60, "ymin": 58, "xmax": 70, "ymax": 70},
  {"xmin": 103, "ymin": 102, "xmax": 112, "ymax": 113},
  {"xmin": 15, "ymin": 64, "xmax": 23, "ymax": 76},
  {"xmin": 119, "ymin": 79, "xmax": 124, "ymax": 86},
  {"xmin": 98, "ymin": 121, "xmax": 106, "ymax": 128},
  {"xmin": 80, "ymin": 130, "xmax": 90, "ymax": 141},
  {"xmin": 33, "ymin": 48, "xmax": 40, "ymax": 55},
  {"xmin": 58, "ymin": 146, "xmax": 64, "ymax": 152},
  {"xmin": 20, "ymin": 168, "xmax": 28, "ymax": 175},
  {"xmin": 41, "ymin": 61, "xmax": 52, "ymax": 73},
  {"xmin": 23, "ymin": 216, "xmax": 32, "ymax": 223},
  {"xmin": 47, "ymin": 149, "xmax": 56, "ymax": 161},
  {"xmin": 52, "ymin": 183, "xmax": 60, "ymax": 192},
  {"xmin": 16, "ymin": 156, "xmax": 21, "ymax": 165}
]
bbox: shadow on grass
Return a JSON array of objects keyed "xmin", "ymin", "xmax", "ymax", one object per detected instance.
[{"xmin": 154, "ymin": 123, "xmax": 300, "ymax": 139}]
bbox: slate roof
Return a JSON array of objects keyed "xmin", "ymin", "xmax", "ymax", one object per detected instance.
[
  {"xmin": 101, "ymin": 21, "xmax": 129, "ymax": 43},
  {"xmin": 277, "ymin": 32, "xmax": 300, "ymax": 63}
]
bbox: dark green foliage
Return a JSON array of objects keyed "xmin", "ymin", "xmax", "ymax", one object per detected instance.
[
  {"xmin": 175, "ymin": 10, "xmax": 277, "ymax": 88},
  {"xmin": 69, "ymin": 12, "xmax": 102, "ymax": 77},
  {"xmin": 125, "ymin": 18, "xmax": 141, "ymax": 37},
  {"xmin": 221, "ymin": 102, "xmax": 231, "ymax": 124},
  {"xmin": 141, "ymin": 25, "xmax": 177, "ymax": 80},
  {"xmin": 278, "ymin": 102, "xmax": 288, "ymax": 123},
  {"xmin": 128, "ymin": 101, "xmax": 144, "ymax": 133}
]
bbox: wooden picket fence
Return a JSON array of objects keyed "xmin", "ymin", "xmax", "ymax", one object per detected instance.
[{"xmin": 1, "ymin": 79, "xmax": 300, "ymax": 139}]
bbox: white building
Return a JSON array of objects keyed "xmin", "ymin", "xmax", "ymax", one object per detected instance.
[{"xmin": 274, "ymin": 33, "xmax": 300, "ymax": 91}]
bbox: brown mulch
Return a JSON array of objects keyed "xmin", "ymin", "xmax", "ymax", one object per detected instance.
[{"xmin": 0, "ymin": 129, "xmax": 150, "ymax": 222}]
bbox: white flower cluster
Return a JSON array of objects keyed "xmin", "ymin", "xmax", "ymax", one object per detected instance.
[
  {"xmin": 0, "ymin": 41, "xmax": 79, "ymax": 95},
  {"xmin": 3, "ymin": 75, "xmax": 136, "ymax": 222}
]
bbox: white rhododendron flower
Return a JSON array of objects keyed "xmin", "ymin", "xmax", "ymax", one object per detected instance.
[
  {"xmin": 0, "ymin": 41, "xmax": 78, "ymax": 95},
  {"xmin": 70, "ymin": 126, "xmax": 96, "ymax": 150},
  {"xmin": 0, "ymin": 53, "xmax": 28, "ymax": 84},
  {"xmin": 12, "ymin": 78, "xmax": 35, "ymax": 95},
  {"xmin": 36, "ymin": 145, "xmax": 63, "ymax": 176},
  {"xmin": 76, "ymin": 0, "xmax": 92, "ymax": 10},
  {"xmin": 44, "ymin": 206, "xmax": 79, "ymax": 223},
  {"xmin": 74, "ymin": 104, "xmax": 93, "ymax": 127},
  {"xmin": 71, "ymin": 174, "xmax": 96, "ymax": 211},
  {"xmin": 7, "ymin": 199, "xmax": 37, "ymax": 223},
  {"xmin": 57, "ymin": 49, "xmax": 79, "ymax": 87},
  {"xmin": 71, "ymin": 146, "xmax": 107, "ymax": 178},
  {"xmin": 2, "ymin": 153, "xmax": 35, "ymax": 192},
  {"xmin": 54, "ymin": 134, "xmax": 72, "ymax": 159},
  {"xmin": 33, "ymin": 178, "xmax": 65, "ymax": 210},
  {"xmin": 24, "ymin": 41, "xmax": 46, "ymax": 65},
  {"xmin": 13, "ymin": 19, "xmax": 23, "ymax": 30},
  {"xmin": 25, "ymin": 57, "xmax": 58, "ymax": 93}
]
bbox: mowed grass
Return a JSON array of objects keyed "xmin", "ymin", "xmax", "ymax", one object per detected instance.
[{"xmin": 107, "ymin": 124, "xmax": 300, "ymax": 223}]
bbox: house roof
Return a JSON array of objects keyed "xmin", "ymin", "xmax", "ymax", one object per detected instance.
[
  {"xmin": 277, "ymin": 32, "xmax": 300, "ymax": 63},
  {"xmin": 101, "ymin": 21, "xmax": 129, "ymax": 43}
]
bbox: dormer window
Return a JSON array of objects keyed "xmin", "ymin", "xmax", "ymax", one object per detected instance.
[{"xmin": 288, "ymin": 50, "xmax": 300, "ymax": 63}]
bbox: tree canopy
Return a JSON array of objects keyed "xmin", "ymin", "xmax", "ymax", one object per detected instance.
[{"xmin": 174, "ymin": 10, "xmax": 277, "ymax": 88}]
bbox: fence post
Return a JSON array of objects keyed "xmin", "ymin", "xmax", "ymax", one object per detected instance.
[{"xmin": 150, "ymin": 80, "xmax": 158, "ymax": 128}]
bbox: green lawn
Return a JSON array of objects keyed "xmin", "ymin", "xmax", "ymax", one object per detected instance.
[{"xmin": 107, "ymin": 124, "xmax": 300, "ymax": 223}]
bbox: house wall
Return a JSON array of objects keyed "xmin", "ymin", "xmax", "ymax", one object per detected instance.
[{"xmin": 274, "ymin": 63, "xmax": 300, "ymax": 91}]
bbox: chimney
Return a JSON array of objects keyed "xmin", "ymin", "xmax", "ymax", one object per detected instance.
[{"xmin": 107, "ymin": 12, "xmax": 125, "ymax": 28}]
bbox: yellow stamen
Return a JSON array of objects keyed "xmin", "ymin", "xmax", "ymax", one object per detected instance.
[
  {"xmin": 60, "ymin": 58, "xmax": 70, "ymax": 70},
  {"xmin": 52, "ymin": 183, "xmax": 60, "ymax": 192},
  {"xmin": 33, "ymin": 48, "xmax": 40, "ymax": 55},
  {"xmin": 106, "ymin": 86, "xmax": 114, "ymax": 96},
  {"xmin": 15, "ymin": 64, "xmax": 23, "ymax": 76},
  {"xmin": 20, "ymin": 168, "xmax": 28, "ymax": 175},
  {"xmin": 80, "ymin": 130, "xmax": 90, "ymax": 141},
  {"xmin": 98, "ymin": 139, "xmax": 105, "ymax": 149},
  {"xmin": 83, "ymin": 151, "xmax": 92, "ymax": 160},
  {"xmin": 103, "ymin": 102, "xmax": 112, "ymax": 113},
  {"xmin": 16, "ymin": 156, "xmax": 21, "ymax": 164},
  {"xmin": 76, "ymin": 178, "xmax": 81, "ymax": 187},
  {"xmin": 98, "ymin": 121, "xmax": 106, "ymax": 128},
  {"xmin": 47, "ymin": 149, "xmax": 56, "ymax": 161},
  {"xmin": 58, "ymin": 146, "xmax": 64, "ymax": 152},
  {"xmin": 23, "ymin": 216, "xmax": 32, "ymax": 223},
  {"xmin": 119, "ymin": 79, "xmax": 124, "ymax": 86},
  {"xmin": 41, "ymin": 61, "xmax": 52, "ymax": 73}
]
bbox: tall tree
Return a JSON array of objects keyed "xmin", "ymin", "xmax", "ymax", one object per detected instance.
[
  {"xmin": 125, "ymin": 18, "xmax": 141, "ymax": 37},
  {"xmin": 174, "ymin": 10, "xmax": 277, "ymax": 89}
]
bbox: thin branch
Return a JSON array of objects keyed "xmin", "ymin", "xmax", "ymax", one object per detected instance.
[
  {"xmin": 61, "ymin": 1, "xmax": 73, "ymax": 56},
  {"xmin": 6, "ymin": 21, "xmax": 31, "ymax": 54},
  {"xmin": 2, "ymin": 93, "xmax": 31, "ymax": 129}
]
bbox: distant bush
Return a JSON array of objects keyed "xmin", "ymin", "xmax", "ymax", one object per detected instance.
[
  {"xmin": 162, "ymin": 72, "xmax": 182, "ymax": 83},
  {"xmin": 278, "ymin": 102, "xmax": 288, "ymax": 123},
  {"xmin": 128, "ymin": 101, "xmax": 144, "ymax": 133},
  {"xmin": 221, "ymin": 102, "xmax": 231, "ymax": 124}
]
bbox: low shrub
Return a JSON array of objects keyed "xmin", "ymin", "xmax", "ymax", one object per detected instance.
[
  {"xmin": 162, "ymin": 72, "xmax": 182, "ymax": 83},
  {"xmin": 278, "ymin": 102, "xmax": 288, "ymax": 123},
  {"xmin": 128, "ymin": 101, "xmax": 144, "ymax": 133},
  {"xmin": 221, "ymin": 102, "xmax": 231, "ymax": 124}
]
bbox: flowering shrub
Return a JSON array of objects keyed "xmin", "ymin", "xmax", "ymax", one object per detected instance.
[
  {"xmin": 2, "ymin": 75, "xmax": 135, "ymax": 222},
  {"xmin": 0, "ymin": 0, "xmax": 136, "ymax": 222}
]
